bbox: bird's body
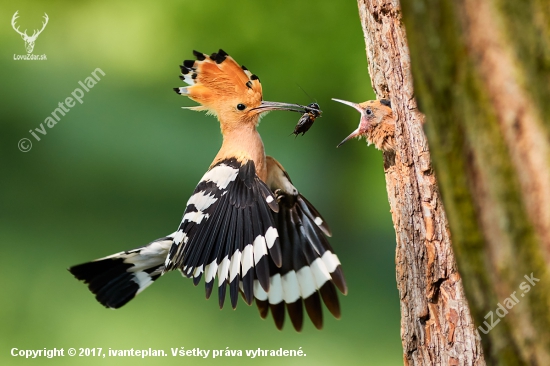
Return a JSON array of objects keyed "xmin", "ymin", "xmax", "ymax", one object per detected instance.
[
  {"xmin": 69, "ymin": 49, "xmax": 346, "ymax": 331},
  {"xmin": 333, "ymin": 98, "xmax": 395, "ymax": 152}
]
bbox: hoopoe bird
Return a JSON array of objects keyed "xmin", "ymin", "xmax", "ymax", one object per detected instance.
[
  {"xmin": 69, "ymin": 49, "xmax": 347, "ymax": 331},
  {"xmin": 332, "ymin": 98, "xmax": 395, "ymax": 152}
]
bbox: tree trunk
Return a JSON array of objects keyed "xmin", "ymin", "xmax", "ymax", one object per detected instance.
[
  {"xmin": 356, "ymin": 1, "xmax": 485, "ymax": 365},
  {"xmin": 396, "ymin": 0, "xmax": 550, "ymax": 365}
]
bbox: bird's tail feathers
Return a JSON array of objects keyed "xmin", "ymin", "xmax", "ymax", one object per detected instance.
[{"xmin": 68, "ymin": 235, "xmax": 174, "ymax": 309}]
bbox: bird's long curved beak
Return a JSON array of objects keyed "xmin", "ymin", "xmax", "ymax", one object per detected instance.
[
  {"xmin": 333, "ymin": 98, "xmax": 363, "ymax": 147},
  {"xmin": 251, "ymin": 101, "xmax": 312, "ymax": 114}
]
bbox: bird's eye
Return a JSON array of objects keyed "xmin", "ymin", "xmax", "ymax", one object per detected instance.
[
  {"xmin": 237, "ymin": 103, "xmax": 246, "ymax": 111},
  {"xmin": 366, "ymin": 108, "xmax": 372, "ymax": 115}
]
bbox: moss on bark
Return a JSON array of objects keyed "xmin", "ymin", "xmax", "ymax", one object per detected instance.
[{"xmin": 400, "ymin": 0, "xmax": 550, "ymax": 364}]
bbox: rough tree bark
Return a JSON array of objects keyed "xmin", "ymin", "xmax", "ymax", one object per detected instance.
[
  {"xmin": 356, "ymin": 1, "xmax": 485, "ymax": 365},
  {"xmin": 398, "ymin": 1, "xmax": 550, "ymax": 365}
]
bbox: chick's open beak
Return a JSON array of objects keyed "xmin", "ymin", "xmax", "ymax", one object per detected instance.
[{"xmin": 333, "ymin": 98, "xmax": 363, "ymax": 147}]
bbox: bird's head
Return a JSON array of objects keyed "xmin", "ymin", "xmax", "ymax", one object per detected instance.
[
  {"xmin": 332, "ymin": 98, "xmax": 394, "ymax": 147},
  {"xmin": 175, "ymin": 49, "xmax": 311, "ymax": 132}
]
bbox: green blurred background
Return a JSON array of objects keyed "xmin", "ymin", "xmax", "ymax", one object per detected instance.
[{"xmin": 1, "ymin": 0, "xmax": 401, "ymax": 365}]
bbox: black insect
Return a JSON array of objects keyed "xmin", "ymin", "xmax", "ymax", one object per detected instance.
[{"xmin": 293, "ymin": 103, "xmax": 321, "ymax": 136}]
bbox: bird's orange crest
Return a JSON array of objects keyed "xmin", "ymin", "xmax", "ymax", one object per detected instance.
[{"xmin": 174, "ymin": 49, "xmax": 263, "ymax": 119}]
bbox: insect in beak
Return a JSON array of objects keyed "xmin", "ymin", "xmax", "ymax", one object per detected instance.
[
  {"xmin": 251, "ymin": 101, "xmax": 322, "ymax": 136},
  {"xmin": 292, "ymin": 103, "xmax": 321, "ymax": 137}
]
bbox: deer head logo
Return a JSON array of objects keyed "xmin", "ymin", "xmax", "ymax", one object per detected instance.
[{"xmin": 11, "ymin": 11, "xmax": 49, "ymax": 54}]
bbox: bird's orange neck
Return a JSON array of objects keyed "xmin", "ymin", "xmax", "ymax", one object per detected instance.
[{"xmin": 212, "ymin": 122, "xmax": 267, "ymax": 181}]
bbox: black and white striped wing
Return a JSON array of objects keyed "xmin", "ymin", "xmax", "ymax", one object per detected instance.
[
  {"xmin": 257, "ymin": 159, "xmax": 347, "ymax": 331},
  {"xmin": 69, "ymin": 236, "xmax": 174, "ymax": 309},
  {"xmin": 164, "ymin": 158, "xmax": 281, "ymax": 309}
]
